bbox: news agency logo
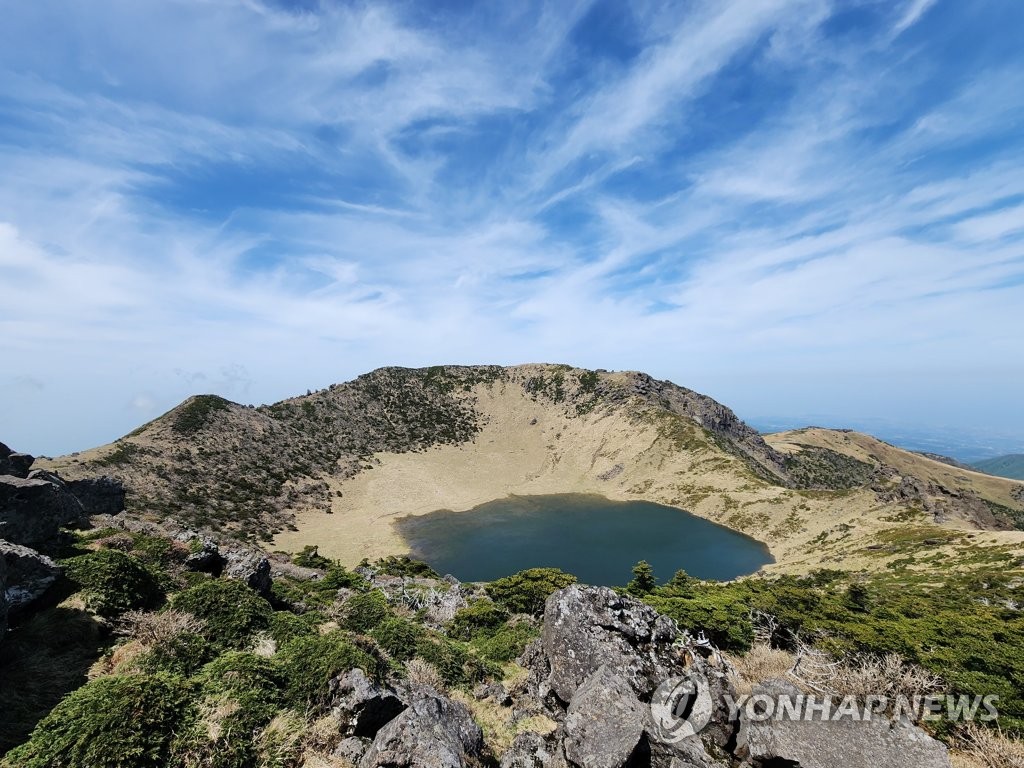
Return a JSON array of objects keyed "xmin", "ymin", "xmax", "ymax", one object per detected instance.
[{"xmin": 650, "ymin": 673, "xmax": 714, "ymax": 743}]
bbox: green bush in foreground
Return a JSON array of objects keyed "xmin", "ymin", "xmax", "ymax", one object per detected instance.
[
  {"xmin": 276, "ymin": 632, "xmax": 383, "ymax": 711},
  {"xmin": 485, "ymin": 567, "xmax": 577, "ymax": 615},
  {"xmin": 174, "ymin": 653, "xmax": 285, "ymax": 768},
  {"xmin": 448, "ymin": 600, "xmax": 510, "ymax": 641},
  {"xmin": 3, "ymin": 673, "xmax": 194, "ymax": 768},
  {"xmin": 371, "ymin": 616, "xmax": 424, "ymax": 661},
  {"xmin": 341, "ymin": 590, "xmax": 392, "ymax": 633},
  {"xmin": 170, "ymin": 579, "xmax": 273, "ymax": 652},
  {"xmin": 63, "ymin": 549, "xmax": 164, "ymax": 617},
  {"xmin": 471, "ymin": 620, "xmax": 539, "ymax": 663}
]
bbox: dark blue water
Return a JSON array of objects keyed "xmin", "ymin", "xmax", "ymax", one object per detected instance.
[{"xmin": 397, "ymin": 493, "xmax": 773, "ymax": 585}]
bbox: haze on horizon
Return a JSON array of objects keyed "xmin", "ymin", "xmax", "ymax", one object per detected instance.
[{"xmin": 1, "ymin": 0, "xmax": 1023, "ymax": 457}]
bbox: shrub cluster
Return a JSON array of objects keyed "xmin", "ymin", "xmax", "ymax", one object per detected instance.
[{"xmin": 484, "ymin": 567, "xmax": 577, "ymax": 615}]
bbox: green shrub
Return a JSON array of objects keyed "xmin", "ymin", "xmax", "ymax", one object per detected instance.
[
  {"xmin": 199, "ymin": 651, "xmax": 283, "ymax": 697},
  {"xmin": 371, "ymin": 617, "xmax": 424, "ymax": 661},
  {"xmin": 485, "ymin": 568, "xmax": 577, "ymax": 615},
  {"xmin": 267, "ymin": 610, "xmax": 323, "ymax": 646},
  {"xmin": 341, "ymin": 590, "xmax": 391, "ymax": 633},
  {"xmin": 448, "ymin": 600, "xmax": 510, "ymax": 641},
  {"xmin": 626, "ymin": 560, "xmax": 657, "ymax": 595},
  {"xmin": 373, "ymin": 555, "xmax": 439, "ymax": 579},
  {"xmin": 138, "ymin": 632, "xmax": 214, "ymax": 677},
  {"xmin": 170, "ymin": 579, "xmax": 273, "ymax": 651},
  {"xmin": 63, "ymin": 549, "xmax": 164, "ymax": 617},
  {"xmin": 175, "ymin": 653, "xmax": 284, "ymax": 768},
  {"xmin": 292, "ymin": 545, "xmax": 331, "ymax": 569},
  {"xmin": 414, "ymin": 634, "xmax": 498, "ymax": 686},
  {"xmin": 471, "ymin": 621, "xmax": 539, "ymax": 663},
  {"xmin": 3, "ymin": 673, "xmax": 194, "ymax": 768},
  {"xmin": 276, "ymin": 632, "xmax": 383, "ymax": 711}
]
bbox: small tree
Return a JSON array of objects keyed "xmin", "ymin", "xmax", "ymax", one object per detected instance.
[{"xmin": 627, "ymin": 560, "xmax": 657, "ymax": 595}]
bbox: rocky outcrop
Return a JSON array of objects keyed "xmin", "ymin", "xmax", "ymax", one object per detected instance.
[
  {"xmin": 65, "ymin": 477, "xmax": 125, "ymax": 516},
  {"xmin": 0, "ymin": 547, "xmax": 8, "ymax": 635},
  {"xmin": 358, "ymin": 686, "xmax": 484, "ymax": 768},
  {"xmin": 221, "ymin": 548, "xmax": 272, "ymax": 594},
  {"xmin": 562, "ymin": 665, "xmax": 646, "ymax": 768},
  {"xmin": 331, "ymin": 668, "xmax": 407, "ymax": 739},
  {"xmin": 0, "ymin": 474, "xmax": 87, "ymax": 548},
  {"xmin": 0, "ymin": 441, "xmax": 34, "ymax": 478},
  {"xmin": 513, "ymin": 585, "xmax": 951, "ymax": 768},
  {"xmin": 540, "ymin": 584, "xmax": 683, "ymax": 704},
  {"xmin": 739, "ymin": 679, "xmax": 952, "ymax": 768},
  {"xmin": 0, "ymin": 541, "xmax": 62, "ymax": 615}
]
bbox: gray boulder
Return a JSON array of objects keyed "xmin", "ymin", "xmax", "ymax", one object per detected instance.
[
  {"xmin": 183, "ymin": 539, "xmax": 224, "ymax": 574},
  {"xmin": 0, "ymin": 475, "xmax": 87, "ymax": 547},
  {"xmin": 334, "ymin": 736, "xmax": 371, "ymax": 765},
  {"xmin": 359, "ymin": 687, "xmax": 484, "ymax": 768},
  {"xmin": 0, "ymin": 547, "xmax": 8, "ymax": 635},
  {"xmin": 740, "ymin": 679, "xmax": 952, "ymax": 768},
  {"xmin": 541, "ymin": 585, "xmax": 683, "ymax": 703},
  {"xmin": 499, "ymin": 732, "xmax": 563, "ymax": 768},
  {"xmin": 562, "ymin": 665, "xmax": 646, "ymax": 768},
  {"xmin": 331, "ymin": 668, "xmax": 407, "ymax": 739},
  {"xmin": 1, "ymin": 540, "xmax": 62, "ymax": 613},
  {"xmin": 221, "ymin": 548, "xmax": 272, "ymax": 594},
  {"xmin": 66, "ymin": 477, "xmax": 125, "ymax": 516},
  {"xmin": 0, "ymin": 441, "xmax": 34, "ymax": 478}
]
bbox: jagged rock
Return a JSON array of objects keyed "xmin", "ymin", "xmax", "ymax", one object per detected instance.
[
  {"xmin": 331, "ymin": 668, "xmax": 407, "ymax": 739},
  {"xmin": 1, "ymin": 540, "xmax": 62, "ymax": 613},
  {"xmin": 0, "ymin": 441, "xmax": 34, "ymax": 478},
  {"xmin": 0, "ymin": 547, "xmax": 8, "ymax": 635},
  {"xmin": 739, "ymin": 679, "xmax": 952, "ymax": 768},
  {"xmin": 0, "ymin": 475, "xmax": 87, "ymax": 548},
  {"xmin": 183, "ymin": 539, "xmax": 224, "ymax": 574},
  {"xmin": 562, "ymin": 665, "xmax": 646, "ymax": 768},
  {"xmin": 221, "ymin": 548, "xmax": 272, "ymax": 594},
  {"xmin": 335, "ymin": 736, "xmax": 371, "ymax": 764},
  {"xmin": 359, "ymin": 687, "xmax": 484, "ymax": 768},
  {"xmin": 500, "ymin": 731, "xmax": 563, "ymax": 768},
  {"xmin": 65, "ymin": 477, "xmax": 125, "ymax": 516},
  {"xmin": 541, "ymin": 585, "xmax": 683, "ymax": 704}
]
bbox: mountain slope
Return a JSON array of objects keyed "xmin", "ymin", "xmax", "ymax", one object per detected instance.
[
  {"xmin": 42, "ymin": 365, "xmax": 1024, "ymax": 575},
  {"xmin": 972, "ymin": 453, "xmax": 1024, "ymax": 481}
]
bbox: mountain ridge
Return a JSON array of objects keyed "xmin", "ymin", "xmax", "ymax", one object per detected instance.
[{"xmin": 41, "ymin": 364, "xmax": 1024, "ymax": 575}]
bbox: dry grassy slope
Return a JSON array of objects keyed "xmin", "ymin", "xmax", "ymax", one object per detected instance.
[
  {"xmin": 40, "ymin": 365, "xmax": 1024, "ymax": 576},
  {"xmin": 767, "ymin": 428, "xmax": 1024, "ymax": 523}
]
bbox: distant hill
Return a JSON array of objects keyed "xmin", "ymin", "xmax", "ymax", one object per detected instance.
[
  {"xmin": 41, "ymin": 364, "xmax": 1024, "ymax": 575},
  {"xmin": 972, "ymin": 454, "xmax": 1024, "ymax": 481}
]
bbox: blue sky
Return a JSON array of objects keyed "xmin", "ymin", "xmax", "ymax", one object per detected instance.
[{"xmin": 1, "ymin": 0, "xmax": 1023, "ymax": 457}]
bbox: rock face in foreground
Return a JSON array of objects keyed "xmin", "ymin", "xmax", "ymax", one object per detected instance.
[
  {"xmin": 0, "ymin": 475, "xmax": 87, "ymax": 548},
  {"xmin": 0, "ymin": 441, "xmax": 125, "ymax": 635},
  {"xmin": 741, "ymin": 679, "xmax": 952, "ymax": 768},
  {"xmin": 506, "ymin": 585, "xmax": 952, "ymax": 768}
]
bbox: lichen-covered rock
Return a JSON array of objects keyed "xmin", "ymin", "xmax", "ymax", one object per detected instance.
[
  {"xmin": 541, "ymin": 585, "xmax": 683, "ymax": 704},
  {"xmin": 359, "ymin": 687, "xmax": 484, "ymax": 768},
  {"xmin": 499, "ymin": 731, "xmax": 563, "ymax": 768},
  {"xmin": 331, "ymin": 668, "xmax": 407, "ymax": 739},
  {"xmin": 1, "ymin": 540, "xmax": 62, "ymax": 613},
  {"xmin": 739, "ymin": 679, "xmax": 952, "ymax": 768},
  {"xmin": 221, "ymin": 548, "xmax": 272, "ymax": 594},
  {"xmin": 183, "ymin": 538, "xmax": 224, "ymax": 574},
  {"xmin": 0, "ymin": 475, "xmax": 87, "ymax": 548},
  {"xmin": 562, "ymin": 665, "xmax": 646, "ymax": 768}
]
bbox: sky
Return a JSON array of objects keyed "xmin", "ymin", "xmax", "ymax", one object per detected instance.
[{"xmin": 1, "ymin": 0, "xmax": 1023, "ymax": 457}]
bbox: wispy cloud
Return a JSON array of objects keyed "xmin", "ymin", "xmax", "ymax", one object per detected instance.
[{"xmin": 0, "ymin": 0, "xmax": 1022, "ymax": 454}]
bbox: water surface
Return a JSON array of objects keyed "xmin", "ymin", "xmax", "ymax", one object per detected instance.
[{"xmin": 397, "ymin": 493, "xmax": 772, "ymax": 584}]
